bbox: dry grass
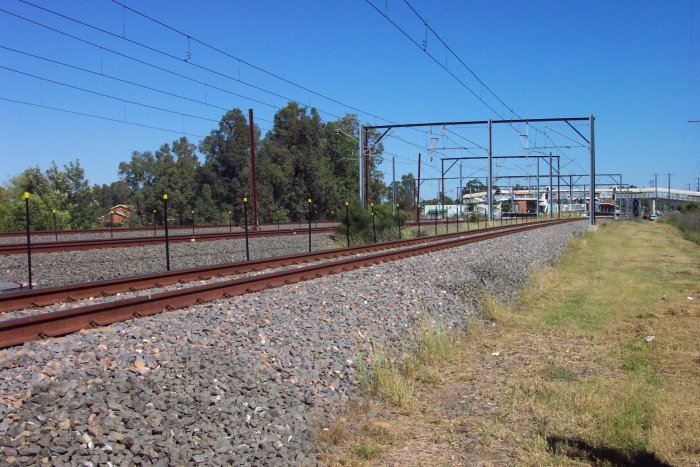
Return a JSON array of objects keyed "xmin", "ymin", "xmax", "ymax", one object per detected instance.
[{"xmin": 316, "ymin": 220, "xmax": 700, "ymax": 465}]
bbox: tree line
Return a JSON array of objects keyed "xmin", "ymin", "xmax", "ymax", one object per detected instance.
[{"xmin": 0, "ymin": 103, "xmax": 397, "ymax": 231}]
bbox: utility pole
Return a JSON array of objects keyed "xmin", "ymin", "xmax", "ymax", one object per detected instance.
[
  {"xmin": 248, "ymin": 109, "xmax": 258, "ymax": 227},
  {"xmin": 487, "ymin": 120, "xmax": 493, "ymax": 222},
  {"xmin": 417, "ymin": 153, "xmax": 422, "ymax": 229},
  {"xmin": 392, "ymin": 156, "xmax": 396, "ymax": 215},
  {"xmin": 654, "ymin": 173, "xmax": 658, "ymax": 200},
  {"xmin": 459, "ymin": 162, "xmax": 463, "ymax": 222},
  {"xmin": 662, "ymin": 172, "xmax": 674, "ymax": 200}
]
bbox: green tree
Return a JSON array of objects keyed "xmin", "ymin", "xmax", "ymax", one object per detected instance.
[
  {"xmin": 0, "ymin": 167, "xmax": 66, "ymax": 231},
  {"xmin": 199, "ymin": 109, "xmax": 256, "ymax": 222},
  {"xmin": 118, "ymin": 150, "xmax": 158, "ymax": 221},
  {"xmin": 258, "ymin": 103, "xmax": 333, "ymax": 220},
  {"xmin": 46, "ymin": 160, "xmax": 98, "ymax": 229}
]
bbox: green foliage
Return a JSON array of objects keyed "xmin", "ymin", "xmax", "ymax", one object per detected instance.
[
  {"xmin": 665, "ymin": 209, "xmax": 700, "ymax": 244},
  {"xmin": 678, "ymin": 201, "xmax": 700, "ymax": 213},
  {"xmin": 0, "ymin": 162, "xmax": 96, "ymax": 231},
  {"xmin": 199, "ymin": 109, "xmax": 254, "ymax": 223},
  {"xmin": 336, "ymin": 202, "xmax": 399, "ymax": 243},
  {"xmin": 353, "ymin": 442, "xmax": 380, "ymax": 460},
  {"xmin": 1, "ymin": 104, "xmax": 390, "ymax": 232}
]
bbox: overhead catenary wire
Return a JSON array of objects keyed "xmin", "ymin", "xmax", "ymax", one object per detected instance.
[
  {"xmin": 7, "ymin": 0, "xmax": 511, "ymax": 169},
  {"xmin": 117, "ymin": 0, "xmax": 589, "ymax": 160},
  {"xmin": 18, "ymin": 0, "xmax": 443, "ymax": 142},
  {"xmin": 364, "ymin": 0, "xmax": 508, "ymax": 121},
  {"xmin": 0, "ymin": 46, "xmax": 275, "ymax": 125},
  {"xmin": 400, "ymin": 0, "xmax": 522, "ymax": 121},
  {"xmin": 367, "ymin": 0, "xmax": 592, "ymax": 151},
  {"xmin": 108, "ymin": 0, "xmax": 392, "ymax": 125},
  {"xmin": 0, "ymin": 96, "xmax": 207, "ymax": 138},
  {"xmin": 16, "ymin": 1, "xmax": 299, "ymax": 104},
  {"xmin": 3, "ymin": 1, "xmax": 593, "ymax": 186},
  {"xmin": 0, "ymin": 8, "xmax": 282, "ymax": 110},
  {"xmin": 1, "ymin": 65, "xmax": 222, "ymax": 123}
]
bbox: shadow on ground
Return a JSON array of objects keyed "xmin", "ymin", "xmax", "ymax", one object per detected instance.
[{"xmin": 546, "ymin": 436, "xmax": 672, "ymax": 466}]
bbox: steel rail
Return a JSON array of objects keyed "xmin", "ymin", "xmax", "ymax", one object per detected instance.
[
  {"xmin": 0, "ymin": 221, "xmax": 545, "ymax": 312},
  {"xmin": 0, "ymin": 220, "xmax": 576, "ymax": 348},
  {"xmin": 0, "ymin": 226, "xmax": 336, "ymax": 255},
  {"xmin": 0, "ymin": 221, "xmax": 340, "ymax": 239}
]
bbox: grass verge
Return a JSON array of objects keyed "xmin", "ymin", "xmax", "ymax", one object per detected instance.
[{"xmin": 317, "ymin": 220, "xmax": 700, "ymax": 465}]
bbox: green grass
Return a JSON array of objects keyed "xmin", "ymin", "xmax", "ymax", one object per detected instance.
[
  {"xmin": 320, "ymin": 220, "xmax": 700, "ymax": 465},
  {"xmin": 353, "ymin": 442, "xmax": 380, "ymax": 460}
]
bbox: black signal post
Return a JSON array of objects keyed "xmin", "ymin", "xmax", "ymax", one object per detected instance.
[
  {"xmin": 163, "ymin": 194, "xmax": 170, "ymax": 271},
  {"xmin": 371, "ymin": 202, "xmax": 376, "ymax": 243},
  {"xmin": 307, "ymin": 199, "xmax": 312, "ymax": 252},
  {"xmin": 52, "ymin": 209, "xmax": 57, "ymax": 241},
  {"xmin": 345, "ymin": 201, "xmax": 350, "ymax": 247},
  {"xmin": 24, "ymin": 192, "xmax": 32, "ymax": 289},
  {"xmin": 243, "ymin": 197, "xmax": 250, "ymax": 261},
  {"xmin": 434, "ymin": 207, "xmax": 438, "ymax": 236},
  {"xmin": 396, "ymin": 203, "xmax": 401, "ymax": 239}
]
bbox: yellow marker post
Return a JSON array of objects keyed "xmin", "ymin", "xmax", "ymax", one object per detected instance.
[
  {"xmin": 52, "ymin": 208, "xmax": 58, "ymax": 241},
  {"xmin": 23, "ymin": 191, "xmax": 32, "ymax": 288},
  {"xmin": 163, "ymin": 194, "xmax": 170, "ymax": 270},
  {"xmin": 307, "ymin": 199, "xmax": 312, "ymax": 252},
  {"xmin": 243, "ymin": 197, "xmax": 250, "ymax": 260},
  {"xmin": 344, "ymin": 201, "xmax": 350, "ymax": 247}
]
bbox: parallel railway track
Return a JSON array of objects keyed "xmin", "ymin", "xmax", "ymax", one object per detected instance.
[
  {"xmin": 0, "ymin": 226, "xmax": 336, "ymax": 254},
  {"xmin": 0, "ymin": 219, "xmax": 576, "ymax": 348}
]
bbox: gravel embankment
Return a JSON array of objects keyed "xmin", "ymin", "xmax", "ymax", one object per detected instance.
[
  {"xmin": 0, "ymin": 233, "xmax": 337, "ymax": 288},
  {"xmin": 0, "ymin": 223, "xmax": 337, "ymax": 244},
  {"xmin": 0, "ymin": 221, "xmax": 587, "ymax": 466}
]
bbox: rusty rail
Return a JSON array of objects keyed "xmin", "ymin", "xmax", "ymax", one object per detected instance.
[
  {"xmin": 0, "ymin": 221, "xmax": 549, "ymax": 312},
  {"xmin": 0, "ymin": 226, "xmax": 336, "ymax": 255},
  {"xmin": 0, "ymin": 220, "xmax": 577, "ymax": 348}
]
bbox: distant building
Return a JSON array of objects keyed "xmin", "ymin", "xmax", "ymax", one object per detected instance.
[
  {"xmin": 100, "ymin": 205, "xmax": 134, "ymax": 226},
  {"xmin": 423, "ymin": 204, "xmax": 463, "ymax": 219}
]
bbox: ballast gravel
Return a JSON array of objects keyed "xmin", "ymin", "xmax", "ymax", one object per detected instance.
[
  {"xmin": 0, "ymin": 233, "xmax": 337, "ymax": 288},
  {"xmin": 0, "ymin": 221, "xmax": 587, "ymax": 465}
]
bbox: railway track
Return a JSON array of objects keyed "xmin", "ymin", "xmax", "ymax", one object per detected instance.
[
  {"xmin": 0, "ymin": 226, "xmax": 336, "ymax": 254},
  {"xmin": 0, "ymin": 221, "xmax": 339, "ymax": 239},
  {"xmin": 0, "ymin": 221, "xmax": 532, "ymax": 313},
  {"xmin": 0, "ymin": 219, "xmax": 575, "ymax": 348}
]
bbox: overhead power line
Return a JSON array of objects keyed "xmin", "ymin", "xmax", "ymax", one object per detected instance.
[
  {"xmin": 108, "ymin": 0, "xmax": 391, "ymax": 124},
  {"xmin": 366, "ymin": 0, "xmax": 593, "ymax": 154},
  {"xmin": 0, "ymin": 8, "xmax": 280, "ymax": 110},
  {"xmin": 365, "ymin": 0, "xmax": 508, "ymax": 120},
  {"xmin": 400, "ymin": 0, "xmax": 522, "ymax": 120},
  {"xmin": 13, "ymin": 1, "xmax": 348, "ymax": 120},
  {"xmin": 0, "ymin": 45, "xmax": 274, "ymax": 125},
  {"xmin": 0, "ymin": 96, "xmax": 206, "ymax": 138},
  {"xmin": 13, "ymin": 0, "xmax": 472, "ymax": 144},
  {"xmin": 1, "ymin": 65, "xmax": 221, "ymax": 123}
]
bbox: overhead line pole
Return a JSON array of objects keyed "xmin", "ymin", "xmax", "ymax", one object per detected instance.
[
  {"xmin": 417, "ymin": 153, "xmax": 422, "ymax": 230},
  {"xmin": 359, "ymin": 125, "xmax": 364, "ymax": 205},
  {"xmin": 248, "ymin": 109, "xmax": 258, "ymax": 227},
  {"xmin": 549, "ymin": 152, "xmax": 553, "ymax": 220},
  {"xmin": 363, "ymin": 128, "xmax": 370, "ymax": 208},
  {"xmin": 589, "ymin": 115, "xmax": 596, "ymax": 227},
  {"xmin": 488, "ymin": 120, "xmax": 493, "ymax": 222}
]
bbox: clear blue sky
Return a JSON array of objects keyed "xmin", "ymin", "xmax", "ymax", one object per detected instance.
[{"xmin": 1, "ymin": 0, "xmax": 699, "ymax": 198}]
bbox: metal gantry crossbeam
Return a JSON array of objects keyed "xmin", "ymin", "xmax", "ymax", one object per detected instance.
[{"xmin": 360, "ymin": 116, "xmax": 595, "ymax": 225}]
